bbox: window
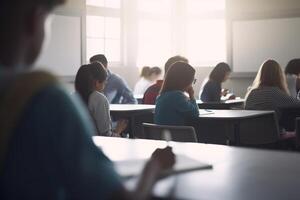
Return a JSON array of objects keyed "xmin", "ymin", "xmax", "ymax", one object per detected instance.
[
  {"xmin": 85, "ymin": 0, "xmax": 226, "ymax": 67},
  {"xmin": 185, "ymin": 0, "xmax": 226, "ymax": 67},
  {"xmin": 86, "ymin": 0, "xmax": 121, "ymax": 63}
]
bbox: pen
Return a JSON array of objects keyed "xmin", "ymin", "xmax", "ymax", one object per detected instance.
[{"xmin": 163, "ymin": 129, "xmax": 172, "ymax": 147}]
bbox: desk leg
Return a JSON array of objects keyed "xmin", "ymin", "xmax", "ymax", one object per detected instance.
[
  {"xmin": 129, "ymin": 116, "xmax": 135, "ymax": 138},
  {"xmin": 234, "ymin": 121, "xmax": 240, "ymax": 146}
]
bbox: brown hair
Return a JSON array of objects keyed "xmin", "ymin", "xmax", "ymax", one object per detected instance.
[
  {"xmin": 160, "ymin": 62, "xmax": 195, "ymax": 94},
  {"xmin": 140, "ymin": 66, "xmax": 151, "ymax": 78},
  {"xmin": 246, "ymin": 59, "xmax": 289, "ymax": 97},
  {"xmin": 164, "ymin": 55, "xmax": 189, "ymax": 74}
]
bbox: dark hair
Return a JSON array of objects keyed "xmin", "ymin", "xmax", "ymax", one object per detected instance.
[
  {"xmin": 164, "ymin": 55, "xmax": 189, "ymax": 74},
  {"xmin": 150, "ymin": 67, "xmax": 162, "ymax": 76},
  {"xmin": 285, "ymin": 59, "xmax": 300, "ymax": 75},
  {"xmin": 90, "ymin": 54, "xmax": 108, "ymax": 67},
  {"xmin": 209, "ymin": 62, "xmax": 231, "ymax": 83},
  {"xmin": 160, "ymin": 62, "xmax": 195, "ymax": 94},
  {"xmin": 75, "ymin": 62, "xmax": 108, "ymax": 104},
  {"xmin": 140, "ymin": 66, "xmax": 151, "ymax": 77}
]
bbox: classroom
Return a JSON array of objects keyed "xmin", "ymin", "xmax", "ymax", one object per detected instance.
[{"xmin": 2, "ymin": 0, "xmax": 300, "ymax": 199}]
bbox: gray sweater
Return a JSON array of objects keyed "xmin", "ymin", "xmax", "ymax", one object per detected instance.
[{"xmin": 88, "ymin": 91, "xmax": 113, "ymax": 136}]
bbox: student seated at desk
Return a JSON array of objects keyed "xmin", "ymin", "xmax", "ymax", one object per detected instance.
[
  {"xmin": 75, "ymin": 62, "xmax": 127, "ymax": 137},
  {"xmin": 154, "ymin": 62, "xmax": 199, "ymax": 126},
  {"xmin": 245, "ymin": 59, "xmax": 300, "ymax": 118},
  {"xmin": 143, "ymin": 55, "xmax": 188, "ymax": 104},
  {"xmin": 134, "ymin": 66, "xmax": 162, "ymax": 96},
  {"xmin": 200, "ymin": 62, "xmax": 234, "ymax": 102},
  {"xmin": 285, "ymin": 59, "xmax": 300, "ymax": 98},
  {"xmin": 90, "ymin": 54, "xmax": 137, "ymax": 104},
  {"xmin": 0, "ymin": 0, "xmax": 175, "ymax": 199}
]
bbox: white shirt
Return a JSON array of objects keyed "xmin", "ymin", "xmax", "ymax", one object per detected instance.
[{"xmin": 133, "ymin": 77, "xmax": 153, "ymax": 95}]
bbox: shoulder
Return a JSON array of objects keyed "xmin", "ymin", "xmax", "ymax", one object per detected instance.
[{"xmin": 89, "ymin": 91, "xmax": 108, "ymax": 102}]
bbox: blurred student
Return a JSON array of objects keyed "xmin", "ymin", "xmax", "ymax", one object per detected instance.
[
  {"xmin": 154, "ymin": 62, "xmax": 199, "ymax": 126},
  {"xmin": 285, "ymin": 59, "xmax": 300, "ymax": 97},
  {"xmin": 134, "ymin": 66, "xmax": 152, "ymax": 95},
  {"xmin": 0, "ymin": 0, "xmax": 175, "ymax": 199},
  {"xmin": 90, "ymin": 54, "xmax": 137, "ymax": 104},
  {"xmin": 143, "ymin": 56, "xmax": 188, "ymax": 104},
  {"xmin": 134, "ymin": 66, "xmax": 162, "ymax": 95},
  {"xmin": 75, "ymin": 62, "xmax": 127, "ymax": 137},
  {"xmin": 200, "ymin": 62, "xmax": 234, "ymax": 102},
  {"xmin": 245, "ymin": 60, "xmax": 300, "ymax": 117}
]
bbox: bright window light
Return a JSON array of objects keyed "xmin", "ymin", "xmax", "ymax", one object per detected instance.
[
  {"xmin": 138, "ymin": 0, "xmax": 171, "ymax": 15},
  {"xmin": 186, "ymin": 0, "xmax": 225, "ymax": 14},
  {"xmin": 86, "ymin": 0, "xmax": 121, "ymax": 8},
  {"xmin": 186, "ymin": 19, "xmax": 226, "ymax": 66},
  {"xmin": 137, "ymin": 19, "xmax": 172, "ymax": 67},
  {"xmin": 86, "ymin": 16, "xmax": 121, "ymax": 62}
]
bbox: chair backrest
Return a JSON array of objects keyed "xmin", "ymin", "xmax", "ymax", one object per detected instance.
[
  {"xmin": 295, "ymin": 117, "xmax": 300, "ymax": 147},
  {"xmin": 142, "ymin": 123, "xmax": 198, "ymax": 142},
  {"xmin": 238, "ymin": 112, "xmax": 280, "ymax": 145}
]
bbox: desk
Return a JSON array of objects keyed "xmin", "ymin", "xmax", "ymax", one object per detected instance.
[
  {"xmin": 110, "ymin": 104, "xmax": 155, "ymax": 138},
  {"xmin": 194, "ymin": 109, "xmax": 275, "ymax": 145},
  {"xmin": 93, "ymin": 136, "xmax": 300, "ymax": 200},
  {"xmin": 197, "ymin": 98, "xmax": 245, "ymax": 109}
]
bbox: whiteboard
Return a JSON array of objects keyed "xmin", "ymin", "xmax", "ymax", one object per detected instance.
[
  {"xmin": 233, "ymin": 17, "xmax": 300, "ymax": 73},
  {"xmin": 35, "ymin": 15, "xmax": 81, "ymax": 76}
]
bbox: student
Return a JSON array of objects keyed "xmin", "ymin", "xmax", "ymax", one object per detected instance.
[
  {"xmin": 143, "ymin": 56, "xmax": 188, "ymax": 104},
  {"xmin": 245, "ymin": 59, "xmax": 300, "ymax": 117},
  {"xmin": 149, "ymin": 66, "xmax": 162, "ymax": 83},
  {"xmin": 200, "ymin": 62, "xmax": 233, "ymax": 102},
  {"xmin": 75, "ymin": 62, "xmax": 127, "ymax": 137},
  {"xmin": 134, "ymin": 66, "xmax": 152, "ymax": 95},
  {"xmin": 90, "ymin": 54, "xmax": 137, "ymax": 104},
  {"xmin": 285, "ymin": 59, "xmax": 300, "ymax": 98},
  {"xmin": 0, "ymin": 0, "xmax": 175, "ymax": 200},
  {"xmin": 154, "ymin": 62, "xmax": 199, "ymax": 126}
]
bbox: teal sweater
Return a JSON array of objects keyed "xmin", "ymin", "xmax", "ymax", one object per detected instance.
[{"xmin": 154, "ymin": 90, "xmax": 199, "ymax": 126}]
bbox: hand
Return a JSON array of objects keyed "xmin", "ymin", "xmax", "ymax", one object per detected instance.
[
  {"xmin": 221, "ymin": 89, "xmax": 229, "ymax": 96},
  {"xmin": 228, "ymin": 94, "xmax": 236, "ymax": 100},
  {"xmin": 150, "ymin": 146, "xmax": 176, "ymax": 170},
  {"xmin": 186, "ymin": 86, "xmax": 195, "ymax": 100},
  {"xmin": 114, "ymin": 119, "xmax": 128, "ymax": 135}
]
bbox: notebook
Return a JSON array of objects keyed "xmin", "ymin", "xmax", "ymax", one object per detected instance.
[{"xmin": 114, "ymin": 154, "xmax": 213, "ymax": 179}]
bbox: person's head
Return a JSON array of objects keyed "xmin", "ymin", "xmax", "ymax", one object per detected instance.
[
  {"xmin": 209, "ymin": 62, "xmax": 231, "ymax": 83},
  {"xmin": 149, "ymin": 67, "xmax": 162, "ymax": 81},
  {"xmin": 90, "ymin": 54, "xmax": 108, "ymax": 68},
  {"xmin": 75, "ymin": 62, "xmax": 108, "ymax": 104},
  {"xmin": 140, "ymin": 66, "xmax": 151, "ymax": 78},
  {"xmin": 250, "ymin": 59, "xmax": 289, "ymax": 94},
  {"xmin": 164, "ymin": 55, "xmax": 189, "ymax": 74},
  {"xmin": 285, "ymin": 59, "xmax": 300, "ymax": 76},
  {"xmin": 0, "ymin": 0, "xmax": 66, "ymax": 68},
  {"xmin": 160, "ymin": 62, "xmax": 196, "ymax": 94}
]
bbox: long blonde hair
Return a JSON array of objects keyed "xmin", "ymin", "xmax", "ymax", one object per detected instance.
[{"xmin": 246, "ymin": 59, "xmax": 289, "ymax": 98}]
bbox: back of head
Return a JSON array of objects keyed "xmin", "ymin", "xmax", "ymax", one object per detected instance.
[
  {"xmin": 150, "ymin": 67, "xmax": 162, "ymax": 76},
  {"xmin": 251, "ymin": 59, "xmax": 288, "ymax": 94},
  {"xmin": 0, "ymin": 0, "xmax": 66, "ymax": 67},
  {"xmin": 90, "ymin": 54, "xmax": 108, "ymax": 68},
  {"xmin": 160, "ymin": 62, "xmax": 195, "ymax": 94},
  {"xmin": 140, "ymin": 66, "xmax": 151, "ymax": 78},
  {"xmin": 285, "ymin": 59, "xmax": 300, "ymax": 75},
  {"xmin": 75, "ymin": 62, "xmax": 108, "ymax": 104},
  {"xmin": 164, "ymin": 55, "xmax": 189, "ymax": 74},
  {"xmin": 209, "ymin": 62, "xmax": 231, "ymax": 83}
]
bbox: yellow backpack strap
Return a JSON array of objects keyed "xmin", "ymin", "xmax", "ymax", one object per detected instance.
[{"xmin": 0, "ymin": 71, "xmax": 58, "ymax": 172}]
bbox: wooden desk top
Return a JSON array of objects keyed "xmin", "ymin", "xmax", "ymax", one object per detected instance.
[
  {"xmin": 110, "ymin": 104, "xmax": 155, "ymax": 112},
  {"xmin": 199, "ymin": 109, "xmax": 274, "ymax": 119},
  {"xmin": 93, "ymin": 136, "xmax": 300, "ymax": 200}
]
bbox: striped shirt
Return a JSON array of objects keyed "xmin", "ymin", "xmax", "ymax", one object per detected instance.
[{"xmin": 245, "ymin": 86, "xmax": 300, "ymax": 117}]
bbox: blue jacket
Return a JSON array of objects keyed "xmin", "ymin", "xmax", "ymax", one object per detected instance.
[{"xmin": 154, "ymin": 90, "xmax": 199, "ymax": 126}]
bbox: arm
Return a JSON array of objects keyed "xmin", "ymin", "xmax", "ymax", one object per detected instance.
[
  {"xmin": 118, "ymin": 77, "xmax": 137, "ymax": 104},
  {"xmin": 179, "ymin": 88, "xmax": 199, "ymax": 119}
]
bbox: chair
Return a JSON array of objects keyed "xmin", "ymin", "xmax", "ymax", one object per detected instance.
[
  {"xmin": 238, "ymin": 112, "xmax": 280, "ymax": 147},
  {"xmin": 295, "ymin": 117, "xmax": 300, "ymax": 148},
  {"xmin": 142, "ymin": 123, "xmax": 198, "ymax": 142}
]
